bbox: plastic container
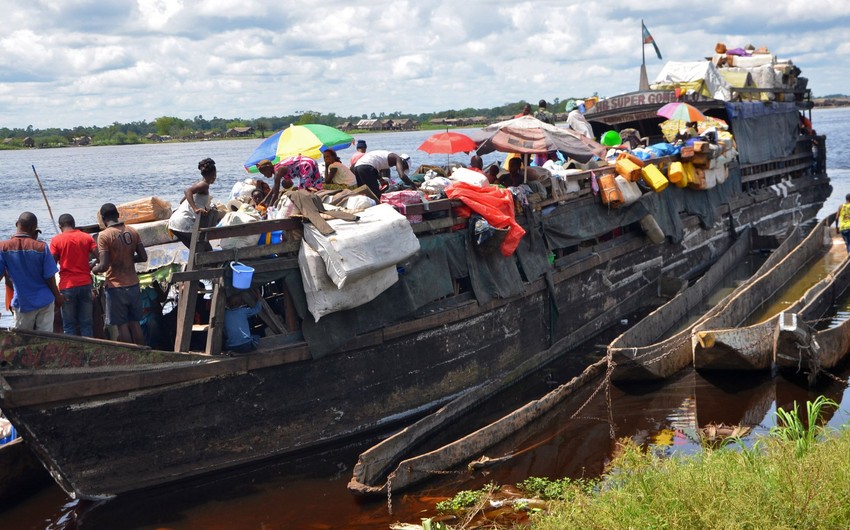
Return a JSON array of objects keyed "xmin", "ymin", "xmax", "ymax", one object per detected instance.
[
  {"xmin": 640, "ymin": 214, "xmax": 665, "ymax": 245},
  {"xmin": 680, "ymin": 145, "xmax": 694, "ymax": 161},
  {"xmin": 615, "ymin": 157, "xmax": 642, "ymax": 182},
  {"xmin": 688, "ymin": 168, "xmax": 708, "ymax": 190},
  {"xmin": 679, "ymin": 162, "xmax": 696, "ymax": 188},
  {"xmin": 640, "ymin": 163, "xmax": 669, "ymax": 193},
  {"xmin": 668, "ymin": 161, "xmax": 685, "ymax": 184},
  {"xmin": 230, "ymin": 261, "xmax": 255, "ymax": 289},
  {"xmin": 598, "ymin": 173, "xmax": 624, "ymax": 207},
  {"xmin": 617, "ymin": 151, "xmax": 645, "ymax": 168},
  {"xmin": 601, "ymin": 130, "xmax": 622, "ymax": 147},
  {"xmin": 615, "ymin": 175, "xmax": 642, "ymax": 206}
]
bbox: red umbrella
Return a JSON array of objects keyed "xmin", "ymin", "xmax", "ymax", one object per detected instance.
[{"xmin": 417, "ymin": 131, "xmax": 478, "ymax": 155}]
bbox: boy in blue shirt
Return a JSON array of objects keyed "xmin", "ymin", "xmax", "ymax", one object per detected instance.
[{"xmin": 224, "ymin": 289, "xmax": 262, "ymax": 354}]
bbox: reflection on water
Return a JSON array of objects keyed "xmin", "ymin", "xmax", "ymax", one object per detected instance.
[
  {"xmin": 747, "ymin": 235, "xmax": 846, "ymax": 325},
  {"xmin": 3, "ymin": 362, "xmax": 850, "ymax": 529}
]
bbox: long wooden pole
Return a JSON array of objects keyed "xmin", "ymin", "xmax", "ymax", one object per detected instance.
[{"xmin": 31, "ymin": 165, "xmax": 59, "ymax": 234}]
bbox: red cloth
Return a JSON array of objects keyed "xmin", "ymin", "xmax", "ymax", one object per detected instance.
[
  {"xmin": 446, "ymin": 182, "xmax": 526, "ymax": 256},
  {"xmin": 49, "ymin": 229, "xmax": 96, "ymax": 290}
]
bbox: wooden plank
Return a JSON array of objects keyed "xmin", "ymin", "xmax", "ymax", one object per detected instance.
[
  {"xmin": 257, "ymin": 297, "xmax": 287, "ymax": 335},
  {"xmin": 402, "ymin": 199, "xmax": 460, "ymax": 216},
  {"xmin": 200, "ymin": 218, "xmax": 302, "ymax": 239},
  {"xmin": 172, "ymin": 257, "xmax": 299, "ymax": 283},
  {"xmin": 194, "ymin": 240, "xmax": 301, "ymax": 266},
  {"xmin": 411, "ymin": 216, "xmax": 462, "ymax": 234},
  {"xmin": 174, "ymin": 214, "xmax": 203, "ymax": 352},
  {"xmin": 740, "ymin": 161, "xmax": 812, "ymax": 183},
  {"xmin": 205, "ymin": 280, "xmax": 226, "ymax": 355}
]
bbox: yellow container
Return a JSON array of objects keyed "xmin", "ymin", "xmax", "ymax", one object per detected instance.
[
  {"xmin": 615, "ymin": 158, "xmax": 642, "ymax": 182},
  {"xmin": 677, "ymin": 162, "xmax": 695, "ymax": 188},
  {"xmin": 640, "ymin": 163, "xmax": 669, "ymax": 193},
  {"xmin": 668, "ymin": 161, "xmax": 685, "ymax": 184}
]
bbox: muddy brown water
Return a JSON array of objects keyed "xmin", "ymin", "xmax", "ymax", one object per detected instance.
[{"xmin": 3, "ymin": 349, "xmax": 850, "ymax": 529}]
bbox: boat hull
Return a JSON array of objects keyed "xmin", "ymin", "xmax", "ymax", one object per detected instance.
[{"xmin": 0, "ymin": 169, "xmax": 831, "ymax": 500}]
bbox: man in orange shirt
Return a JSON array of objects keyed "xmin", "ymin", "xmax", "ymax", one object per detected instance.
[
  {"xmin": 50, "ymin": 214, "xmax": 97, "ymax": 336},
  {"xmin": 91, "ymin": 203, "xmax": 147, "ymax": 345}
]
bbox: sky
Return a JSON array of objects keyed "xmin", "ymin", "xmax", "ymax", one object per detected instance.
[{"xmin": 1, "ymin": 0, "xmax": 848, "ymax": 130}]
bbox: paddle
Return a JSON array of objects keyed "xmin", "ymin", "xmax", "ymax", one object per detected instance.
[{"xmin": 31, "ymin": 165, "xmax": 59, "ymax": 234}]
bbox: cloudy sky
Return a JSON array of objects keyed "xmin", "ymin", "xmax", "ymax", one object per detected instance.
[{"xmin": 1, "ymin": 0, "xmax": 848, "ymax": 130}]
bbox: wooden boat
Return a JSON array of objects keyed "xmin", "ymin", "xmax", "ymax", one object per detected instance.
[
  {"xmin": 775, "ymin": 251, "xmax": 850, "ymax": 385},
  {"xmin": 0, "ymin": 436, "xmax": 51, "ymax": 506},
  {"xmin": 0, "ymin": 66, "xmax": 831, "ymax": 500},
  {"xmin": 608, "ymin": 226, "xmax": 771, "ymax": 381},
  {"xmin": 692, "ymin": 218, "xmax": 834, "ymax": 371}
]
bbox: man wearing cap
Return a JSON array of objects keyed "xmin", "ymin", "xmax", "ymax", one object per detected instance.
[
  {"xmin": 50, "ymin": 213, "xmax": 98, "ymax": 336},
  {"xmin": 353, "ymin": 150, "xmax": 416, "ymax": 199},
  {"xmin": 91, "ymin": 203, "xmax": 147, "ymax": 345},
  {"xmin": 349, "ymin": 139, "xmax": 368, "ymax": 169},
  {"xmin": 0, "ymin": 212, "xmax": 63, "ymax": 332}
]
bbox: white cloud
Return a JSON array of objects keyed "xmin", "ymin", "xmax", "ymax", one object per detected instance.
[{"xmin": 0, "ymin": 0, "xmax": 847, "ymax": 128}]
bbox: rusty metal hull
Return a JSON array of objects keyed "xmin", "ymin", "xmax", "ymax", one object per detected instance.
[
  {"xmin": 693, "ymin": 218, "xmax": 832, "ymax": 371},
  {"xmin": 776, "ymin": 254, "xmax": 850, "ymax": 384}
]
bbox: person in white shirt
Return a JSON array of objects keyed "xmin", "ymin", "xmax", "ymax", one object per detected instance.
[{"xmin": 353, "ymin": 150, "xmax": 416, "ymax": 198}]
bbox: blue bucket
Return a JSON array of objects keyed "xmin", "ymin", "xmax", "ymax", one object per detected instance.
[{"xmin": 230, "ymin": 261, "xmax": 254, "ymax": 290}]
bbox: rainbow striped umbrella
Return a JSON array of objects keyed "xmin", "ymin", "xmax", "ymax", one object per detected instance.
[{"xmin": 244, "ymin": 124, "xmax": 353, "ymax": 173}]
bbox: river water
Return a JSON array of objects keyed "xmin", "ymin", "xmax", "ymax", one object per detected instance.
[{"xmin": 1, "ymin": 108, "xmax": 849, "ymax": 529}]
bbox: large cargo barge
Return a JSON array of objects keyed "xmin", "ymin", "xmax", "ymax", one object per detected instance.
[{"xmin": 0, "ymin": 51, "xmax": 831, "ymax": 500}]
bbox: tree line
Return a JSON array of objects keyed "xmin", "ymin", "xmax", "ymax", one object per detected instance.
[{"xmin": 0, "ymin": 98, "xmax": 576, "ymax": 149}]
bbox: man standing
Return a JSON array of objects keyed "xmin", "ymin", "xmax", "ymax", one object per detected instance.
[
  {"xmin": 0, "ymin": 212, "xmax": 63, "ymax": 331},
  {"xmin": 534, "ymin": 99, "xmax": 555, "ymax": 124},
  {"xmin": 50, "ymin": 213, "xmax": 97, "ymax": 336},
  {"xmin": 349, "ymin": 139, "xmax": 367, "ymax": 169},
  {"xmin": 91, "ymin": 203, "xmax": 147, "ymax": 345}
]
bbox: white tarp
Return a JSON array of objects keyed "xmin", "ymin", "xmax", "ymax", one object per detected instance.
[
  {"xmin": 302, "ymin": 203, "xmax": 420, "ymax": 289},
  {"xmin": 299, "ymin": 242, "xmax": 398, "ymax": 322},
  {"xmin": 651, "ymin": 61, "xmax": 732, "ymax": 101}
]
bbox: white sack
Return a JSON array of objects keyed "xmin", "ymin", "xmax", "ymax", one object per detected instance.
[
  {"xmin": 214, "ymin": 210, "xmax": 262, "ymax": 250},
  {"xmin": 299, "ymin": 242, "xmax": 398, "ymax": 322},
  {"xmin": 449, "ymin": 167, "xmax": 489, "ymax": 188},
  {"xmin": 302, "ymin": 203, "xmax": 420, "ymax": 289}
]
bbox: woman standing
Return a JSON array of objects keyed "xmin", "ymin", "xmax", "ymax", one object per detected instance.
[{"xmin": 168, "ymin": 158, "xmax": 217, "ymax": 251}]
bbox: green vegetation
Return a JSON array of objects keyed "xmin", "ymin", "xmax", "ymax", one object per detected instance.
[
  {"xmin": 422, "ymin": 397, "xmax": 850, "ymax": 530},
  {"xmin": 0, "ymin": 97, "xmax": 593, "ymax": 149}
]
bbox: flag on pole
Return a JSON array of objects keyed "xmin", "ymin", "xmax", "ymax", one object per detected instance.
[{"xmin": 642, "ymin": 21, "xmax": 662, "ymax": 60}]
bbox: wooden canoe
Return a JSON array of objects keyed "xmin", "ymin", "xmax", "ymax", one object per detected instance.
[
  {"xmin": 775, "ymin": 251, "xmax": 850, "ymax": 385},
  {"xmin": 608, "ymin": 227, "xmax": 760, "ymax": 381},
  {"xmin": 692, "ymin": 218, "xmax": 834, "ymax": 371}
]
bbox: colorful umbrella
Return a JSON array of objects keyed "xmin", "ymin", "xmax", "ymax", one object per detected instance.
[
  {"xmin": 656, "ymin": 102, "xmax": 706, "ymax": 122},
  {"xmin": 659, "ymin": 117, "xmax": 729, "ymax": 142},
  {"xmin": 470, "ymin": 115, "xmax": 607, "ymax": 162},
  {"xmin": 417, "ymin": 131, "xmax": 478, "ymax": 155},
  {"xmin": 244, "ymin": 124, "xmax": 353, "ymax": 173}
]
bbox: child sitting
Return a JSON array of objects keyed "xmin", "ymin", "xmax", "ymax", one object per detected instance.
[{"xmin": 224, "ymin": 289, "xmax": 262, "ymax": 354}]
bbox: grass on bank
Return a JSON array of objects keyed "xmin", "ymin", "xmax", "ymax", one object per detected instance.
[{"xmin": 424, "ymin": 396, "xmax": 850, "ymax": 530}]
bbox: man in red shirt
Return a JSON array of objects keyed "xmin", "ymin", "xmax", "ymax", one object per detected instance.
[
  {"xmin": 50, "ymin": 213, "xmax": 97, "ymax": 336},
  {"xmin": 91, "ymin": 203, "xmax": 147, "ymax": 345}
]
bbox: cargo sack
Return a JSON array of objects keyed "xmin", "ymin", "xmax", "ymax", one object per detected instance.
[{"xmin": 98, "ymin": 196, "xmax": 172, "ymax": 228}]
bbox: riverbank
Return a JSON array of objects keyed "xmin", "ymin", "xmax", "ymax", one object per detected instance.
[{"xmin": 416, "ymin": 397, "xmax": 850, "ymax": 529}]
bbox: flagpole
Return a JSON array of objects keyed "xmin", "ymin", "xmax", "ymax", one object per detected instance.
[{"xmin": 639, "ymin": 19, "xmax": 650, "ymax": 90}]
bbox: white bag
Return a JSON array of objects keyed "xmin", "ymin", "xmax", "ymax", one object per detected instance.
[
  {"xmin": 449, "ymin": 167, "xmax": 489, "ymax": 188},
  {"xmin": 229, "ymin": 179, "xmax": 258, "ymax": 202},
  {"xmin": 302, "ymin": 203, "xmax": 420, "ymax": 289},
  {"xmin": 299, "ymin": 243, "xmax": 398, "ymax": 322},
  {"xmin": 214, "ymin": 210, "xmax": 262, "ymax": 249}
]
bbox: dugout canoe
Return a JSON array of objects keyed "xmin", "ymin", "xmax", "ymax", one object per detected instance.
[
  {"xmin": 775, "ymin": 251, "xmax": 850, "ymax": 385},
  {"xmin": 692, "ymin": 218, "xmax": 834, "ymax": 371},
  {"xmin": 608, "ymin": 226, "xmax": 767, "ymax": 381}
]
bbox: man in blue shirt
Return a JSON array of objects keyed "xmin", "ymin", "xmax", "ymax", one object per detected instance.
[
  {"xmin": 0, "ymin": 212, "xmax": 63, "ymax": 331},
  {"xmin": 224, "ymin": 289, "xmax": 262, "ymax": 354}
]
